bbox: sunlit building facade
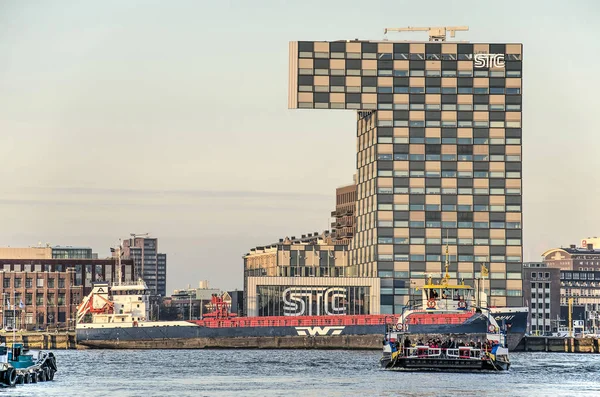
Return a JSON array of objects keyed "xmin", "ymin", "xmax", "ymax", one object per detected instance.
[{"xmin": 289, "ymin": 38, "xmax": 524, "ymax": 313}]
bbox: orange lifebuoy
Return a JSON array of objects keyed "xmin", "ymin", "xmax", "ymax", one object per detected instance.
[
  {"xmin": 488, "ymin": 325, "xmax": 495, "ymax": 333},
  {"xmin": 427, "ymin": 299, "xmax": 436, "ymax": 309},
  {"xmin": 458, "ymin": 300, "xmax": 466, "ymax": 309}
]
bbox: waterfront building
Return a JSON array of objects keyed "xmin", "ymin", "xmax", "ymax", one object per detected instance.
[
  {"xmin": 171, "ymin": 281, "xmax": 222, "ymax": 319},
  {"xmin": 0, "ymin": 269, "xmax": 82, "ymax": 330},
  {"xmin": 542, "ymin": 244, "xmax": 600, "ymax": 271},
  {"xmin": 0, "ymin": 258, "xmax": 134, "ymax": 296},
  {"xmin": 122, "ymin": 236, "xmax": 167, "ymax": 296},
  {"xmin": 243, "ymin": 234, "xmax": 379, "ymax": 316},
  {"xmin": 0, "ymin": 247, "xmax": 52, "ymax": 260},
  {"xmin": 288, "ymin": 28, "xmax": 524, "ymax": 313},
  {"xmin": 51, "ymin": 246, "xmax": 93, "ymax": 259},
  {"xmin": 522, "ymin": 262, "xmax": 561, "ymax": 334},
  {"xmin": 227, "ymin": 290, "xmax": 244, "ymax": 317},
  {"xmin": 560, "ymin": 268, "xmax": 600, "ymax": 334},
  {"xmin": 331, "ymin": 180, "xmax": 357, "ymax": 246}
]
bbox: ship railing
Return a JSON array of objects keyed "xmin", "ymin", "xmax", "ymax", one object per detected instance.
[
  {"xmin": 404, "ymin": 346, "xmax": 442, "ymax": 358},
  {"xmin": 446, "ymin": 347, "xmax": 482, "ymax": 359}
]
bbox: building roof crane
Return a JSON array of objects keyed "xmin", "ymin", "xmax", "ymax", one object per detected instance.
[{"xmin": 383, "ymin": 26, "xmax": 469, "ymax": 42}]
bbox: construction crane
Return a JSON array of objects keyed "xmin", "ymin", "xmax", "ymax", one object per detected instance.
[
  {"xmin": 130, "ymin": 233, "xmax": 149, "ymax": 239},
  {"xmin": 383, "ymin": 26, "xmax": 469, "ymax": 42}
]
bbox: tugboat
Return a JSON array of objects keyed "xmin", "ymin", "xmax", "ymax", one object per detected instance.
[
  {"xmin": 7, "ymin": 343, "xmax": 57, "ymax": 384},
  {"xmin": 379, "ymin": 253, "xmax": 511, "ymax": 371},
  {"xmin": 0, "ymin": 294, "xmax": 58, "ymax": 387}
]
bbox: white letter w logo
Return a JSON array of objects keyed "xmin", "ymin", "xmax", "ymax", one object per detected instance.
[{"xmin": 295, "ymin": 326, "xmax": 345, "ymax": 336}]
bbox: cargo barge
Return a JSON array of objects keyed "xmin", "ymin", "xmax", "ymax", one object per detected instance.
[{"xmin": 76, "ymin": 278, "xmax": 526, "ymax": 350}]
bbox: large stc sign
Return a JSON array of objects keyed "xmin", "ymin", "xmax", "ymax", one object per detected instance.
[
  {"xmin": 474, "ymin": 53, "xmax": 505, "ymax": 68},
  {"xmin": 282, "ymin": 287, "xmax": 347, "ymax": 316}
]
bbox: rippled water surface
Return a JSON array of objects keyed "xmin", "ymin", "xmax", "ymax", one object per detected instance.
[{"xmin": 7, "ymin": 350, "xmax": 600, "ymax": 396}]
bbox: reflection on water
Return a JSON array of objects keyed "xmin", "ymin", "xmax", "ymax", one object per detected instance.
[{"xmin": 10, "ymin": 350, "xmax": 600, "ymax": 397}]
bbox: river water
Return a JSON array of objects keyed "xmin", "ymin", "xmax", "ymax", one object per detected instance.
[{"xmin": 8, "ymin": 350, "xmax": 600, "ymax": 397}]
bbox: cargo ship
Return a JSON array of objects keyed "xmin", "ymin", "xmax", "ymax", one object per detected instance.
[{"xmin": 76, "ymin": 276, "xmax": 527, "ymax": 350}]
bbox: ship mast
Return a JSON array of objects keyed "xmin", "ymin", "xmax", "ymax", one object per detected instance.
[{"xmin": 443, "ymin": 231, "xmax": 450, "ymax": 285}]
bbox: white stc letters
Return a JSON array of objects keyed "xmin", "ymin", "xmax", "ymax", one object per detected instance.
[
  {"xmin": 474, "ymin": 53, "xmax": 505, "ymax": 68},
  {"xmin": 282, "ymin": 287, "xmax": 347, "ymax": 316}
]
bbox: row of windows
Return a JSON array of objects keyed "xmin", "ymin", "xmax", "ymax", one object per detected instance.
[
  {"xmin": 300, "ymin": 67, "xmax": 522, "ymax": 77},
  {"xmin": 378, "ymin": 220, "xmax": 522, "ymax": 228},
  {"xmin": 302, "ymin": 84, "xmax": 522, "ymax": 96},
  {"xmin": 378, "ymin": 221, "xmax": 520, "ymax": 229},
  {"xmin": 378, "ymin": 187, "xmax": 521, "ymax": 195},
  {"xmin": 378, "ymin": 137, "xmax": 521, "ymax": 145},
  {"xmin": 376, "ymin": 270, "xmax": 521, "ymax": 278},
  {"xmin": 531, "ymin": 282, "xmax": 551, "ymax": 289},
  {"xmin": 562, "ymin": 272, "xmax": 600, "ymax": 280},
  {"xmin": 2, "ymin": 278, "xmax": 65, "ymax": 288},
  {"xmin": 377, "ymin": 120, "xmax": 522, "ymax": 128},
  {"xmin": 377, "ymin": 237, "xmax": 521, "ymax": 245},
  {"xmin": 530, "ymin": 272, "xmax": 551, "ymax": 280},
  {"xmin": 378, "ymin": 254, "xmax": 521, "ymax": 262},
  {"xmin": 379, "ymin": 155, "xmax": 521, "ymax": 162},
  {"xmin": 378, "ymin": 171, "xmax": 522, "ymax": 180},
  {"xmin": 379, "ymin": 186, "xmax": 521, "ymax": 195},
  {"xmin": 377, "ymin": 104, "xmax": 520, "ymax": 112}
]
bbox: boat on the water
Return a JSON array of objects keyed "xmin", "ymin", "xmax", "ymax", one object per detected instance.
[
  {"xmin": 76, "ymin": 263, "xmax": 526, "ymax": 350},
  {"xmin": 0, "ymin": 342, "xmax": 57, "ymax": 387},
  {"xmin": 379, "ymin": 267, "xmax": 511, "ymax": 371}
]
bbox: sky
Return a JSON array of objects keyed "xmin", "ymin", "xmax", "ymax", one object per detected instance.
[{"xmin": 0, "ymin": 0, "xmax": 599, "ymax": 293}]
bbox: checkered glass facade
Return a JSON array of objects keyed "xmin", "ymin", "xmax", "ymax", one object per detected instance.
[{"xmin": 289, "ymin": 40, "xmax": 524, "ymax": 314}]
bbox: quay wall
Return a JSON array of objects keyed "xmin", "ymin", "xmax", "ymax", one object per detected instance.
[
  {"xmin": 514, "ymin": 336, "xmax": 600, "ymax": 353},
  {"xmin": 3, "ymin": 332, "xmax": 598, "ymax": 353},
  {"xmin": 0, "ymin": 332, "xmax": 76, "ymax": 349}
]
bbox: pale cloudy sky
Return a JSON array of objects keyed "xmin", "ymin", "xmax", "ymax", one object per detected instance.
[{"xmin": 0, "ymin": 0, "xmax": 599, "ymax": 292}]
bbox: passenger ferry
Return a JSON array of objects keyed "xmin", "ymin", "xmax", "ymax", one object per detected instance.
[{"xmin": 380, "ymin": 264, "xmax": 511, "ymax": 371}]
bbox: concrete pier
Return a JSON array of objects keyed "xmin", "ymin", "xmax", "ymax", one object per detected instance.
[
  {"xmin": 0, "ymin": 332, "xmax": 76, "ymax": 349},
  {"xmin": 514, "ymin": 336, "xmax": 600, "ymax": 353}
]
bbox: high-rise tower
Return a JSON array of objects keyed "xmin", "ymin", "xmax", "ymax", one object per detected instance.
[{"xmin": 288, "ymin": 28, "xmax": 523, "ymax": 314}]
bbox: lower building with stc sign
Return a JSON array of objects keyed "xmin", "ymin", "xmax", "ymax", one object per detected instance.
[
  {"xmin": 243, "ymin": 234, "xmax": 380, "ymax": 317},
  {"xmin": 245, "ymin": 276, "xmax": 380, "ymax": 317}
]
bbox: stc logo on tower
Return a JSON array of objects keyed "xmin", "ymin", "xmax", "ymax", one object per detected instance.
[
  {"xmin": 474, "ymin": 53, "xmax": 505, "ymax": 68},
  {"xmin": 282, "ymin": 287, "xmax": 347, "ymax": 316}
]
